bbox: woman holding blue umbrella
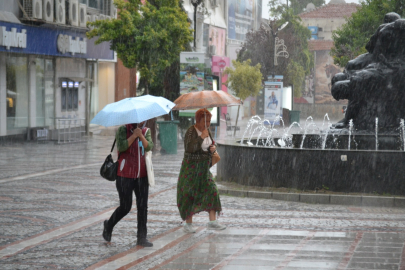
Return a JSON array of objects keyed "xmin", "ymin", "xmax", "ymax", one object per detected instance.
[
  {"xmin": 91, "ymin": 95, "xmax": 175, "ymax": 246},
  {"xmin": 102, "ymin": 121, "xmax": 154, "ymax": 247}
]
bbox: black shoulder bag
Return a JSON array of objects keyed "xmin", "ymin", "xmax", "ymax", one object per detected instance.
[{"xmin": 100, "ymin": 139, "xmax": 120, "ymax": 181}]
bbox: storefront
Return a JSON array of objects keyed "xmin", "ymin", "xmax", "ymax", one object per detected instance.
[{"xmin": 0, "ymin": 21, "xmax": 114, "ymax": 138}]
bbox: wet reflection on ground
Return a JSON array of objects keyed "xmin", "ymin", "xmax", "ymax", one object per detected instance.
[{"xmin": 0, "ymin": 131, "xmax": 404, "ymax": 269}]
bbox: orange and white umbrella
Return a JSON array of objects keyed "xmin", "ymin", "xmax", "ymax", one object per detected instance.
[{"xmin": 172, "ymin": 90, "xmax": 241, "ymax": 110}]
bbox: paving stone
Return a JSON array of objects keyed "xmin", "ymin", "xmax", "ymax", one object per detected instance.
[
  {"xmin": 394, "ymin": 197, "xmax": 405, "ymax": 207},
  {"xmin": 248, "ymin": 191, "xmax": 272, "ymax": 199},
  {"xmin": 1, "ymin": 132, "xmax": 405, "ymax": 270},
  {"xmin": 227, "ymin": 189, "xmax": 248, "ymax": 197},
  {"xmin": 272, "ymin": 192, "xmax": 300, "ymax": 202},
  {"xmin": 330, "ymin": 195, "xmax": 362, "ymax": 206},
  {"xmin": 362, "ymin": 196, "xmax": 394, "ymax": 207},
  {"xmin": 300, "ymin": 194, "xmax": 330, "ymax": 204}
]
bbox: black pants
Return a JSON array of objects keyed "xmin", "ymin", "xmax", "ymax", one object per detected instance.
[{"xmin": 106, "ymin": 176, "xmax": 149, "ymax": 240}]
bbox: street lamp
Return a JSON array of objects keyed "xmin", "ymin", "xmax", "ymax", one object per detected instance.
[
  {"xmin": 268, "ymin": 21, "xmax": 289, "ymax": 78},
  {"xmin": 191, "ymin": 0, "xmax": 203, "ymax": 51}
]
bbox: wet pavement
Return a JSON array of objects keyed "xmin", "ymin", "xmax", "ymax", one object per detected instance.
[{"xmin": 1, "ymin": 123, "xmax": 405, "ymax": 269}]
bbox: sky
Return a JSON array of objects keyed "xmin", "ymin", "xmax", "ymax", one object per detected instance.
[{"xmin": 262, "ymin": 0, "xmax": 361, "ymax": 19}]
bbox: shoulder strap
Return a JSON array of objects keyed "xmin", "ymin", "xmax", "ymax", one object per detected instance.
[
  {"xmin": 208, "ymin": 129, "xmax": 215, "ymax": 145},
  {"xmin": 110, "ymin": 139, "xmax": 116, "ymax": 153}
]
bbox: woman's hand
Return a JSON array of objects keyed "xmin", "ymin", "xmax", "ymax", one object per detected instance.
[
  {"xmin": 209, "ymin": 145, "xmax": 216, "ymax": 153},
  {"xmin": 133, "ymin": 127, "xmax": 143, "ymax": 139},
  {"xmin": 200, "ymin": 129, "xmax": 209, "ymax": 139}
]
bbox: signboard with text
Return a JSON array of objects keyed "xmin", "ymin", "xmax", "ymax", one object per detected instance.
[
  {"xmin": 180, "ymin": 52, "xmax": 205, "ymax": 94},
  {"xmin": 228, "ymin": 0, "xmax": 257, "ymax": 41},
  {"xmin": 0, "ymin": 21, "xmax": 113, "ymax": 60},
  {"xmin": 264, "ymin": 75, "xmax": 283, "ymax": 124}
]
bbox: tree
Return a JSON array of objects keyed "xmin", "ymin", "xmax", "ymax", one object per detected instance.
[
  {"xmin": 237, "ymin": 10, "xmax": 313, "ymax": 97},
  {"xmin": 267, "ymin": 0, "xmax": 325, "ymax": 18},
  {"xmin": 87, "ymin": 0, "xmax": 193, "ymax": 94},
  {"xmin": 331, "ymin": 0, "xmax": 405, "ymax": 67},
  {"xmin": 223, "ymin": 59, "xmax": 263, "ymax": 135}
]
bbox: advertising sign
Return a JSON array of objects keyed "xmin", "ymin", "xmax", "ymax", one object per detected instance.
[
  {"xmin": 227, "ymin": 0, "xmax": 257, "ymax": 41},
  {"xmin": 264, "ymin": 76, "xmax": 283, "ymax": 124},
  {"xmin": 180, "ymin": 52, "xmax": 205, "ymax": 94},
  {"xmin": 308, "ymin": 26, "xmax": 318, "ymax": 35},
  {"xmin": 0, "ymin": 21, "xmax": 113, "ymax": 60}
]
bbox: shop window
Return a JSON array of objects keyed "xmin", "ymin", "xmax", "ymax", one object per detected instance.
[
  {"xmin": 88, "ymin": 0, "xmax": 99, "ymax": 8},
  {"xmin": 61, "ymin": 80, "xmax": 79, "ymax": 111},
  {"xmin": 6, "ymin": 55, "xmax": 28, "ymax": 130},
  {"xmin": 36, "ymin": 58, "xmax": 55, "ymax": 127},
  {"xmin": 73, "ymin": 82, "xmax": 79, "ymax": 110},
  {"xmin": 61, "ymin": 82, "xmax": 67, "ymax": 111},
  {"xmin": 82, "ymin": 0, "xmax": 106, "ymax": 13}
]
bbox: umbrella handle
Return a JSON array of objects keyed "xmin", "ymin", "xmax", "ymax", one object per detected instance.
[{"xmin": 171, "ymin": 111, "xmax": 173, "ymax": 121}]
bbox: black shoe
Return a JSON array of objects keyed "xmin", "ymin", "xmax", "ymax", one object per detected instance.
[
  {"xmin": 102, "ymin": 220, "xmax": 112, "ymax": 242},
  {"xmin": 136, "ymin": 238, "xmax": 153, "ymax": 247}
]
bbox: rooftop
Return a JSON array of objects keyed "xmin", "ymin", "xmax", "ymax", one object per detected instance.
[{"xmin": 299, "ymin": 3, "xmax": 359, "ymax": 19}]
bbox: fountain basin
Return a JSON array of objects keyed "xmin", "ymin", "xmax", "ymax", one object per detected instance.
[
  {"xmin": 217, "ymin": 140, "xmax": 405, "ymax": 195},
  {"xmin": 293, "ymin": 134, "xmax": 403, "ymax": 150}
]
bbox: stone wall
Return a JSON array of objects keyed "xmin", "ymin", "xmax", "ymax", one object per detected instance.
[{"xmin": 217, "ymin": 142, "xmax": 405, "ymax": 195}]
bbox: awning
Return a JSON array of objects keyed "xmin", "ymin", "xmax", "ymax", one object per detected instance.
[{"xmin": 66, "ymin": 77, "xmax": 94, "ymax": 83}]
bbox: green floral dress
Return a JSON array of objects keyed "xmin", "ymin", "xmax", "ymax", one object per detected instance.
[{"xmin": 177, "ymin": 126, "xmax": 222, "ymax": 221}]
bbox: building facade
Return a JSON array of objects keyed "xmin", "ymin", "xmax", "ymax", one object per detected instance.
[
  {"xmin": 0, "ymin": 0, "xmax": 116, "ymax": 139},
  {"xmin": 181, "ymin": 0, "xmax": 263, "ymax": 120},
  {"xmin": 295, "ymin": 0, "xmax": 359, "ymax": 120}
]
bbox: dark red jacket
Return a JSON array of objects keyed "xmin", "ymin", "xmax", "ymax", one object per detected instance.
[{"xmin": 117, "ymin": 127, "xmax": 149, "ymax": 179}]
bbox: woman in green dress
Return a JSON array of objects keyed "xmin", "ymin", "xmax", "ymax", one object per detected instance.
[{"xmin": 177, "ymin": 108, "xmax": 226, "ymax": 233}]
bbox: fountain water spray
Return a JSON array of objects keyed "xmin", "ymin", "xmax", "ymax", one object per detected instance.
[
  {"xmin": 348, "ymin": 119, "xmax": 353, "ymax": 150},
  {"xmin": 321, "ymin": 114, "xmax": 332, "ymax": 150},
  {"xmin": 239, "ymin": 115, "xmax": 403, "ymax": 150},
  {"xmin": 300, "ymin": 116, "xmax": 319, "ymax": 149},
  {"xmin": 375, "ymin": 117, "xmax": 379, "ymax": 151},
  {"xmin": 240, "ymin": 115, "xmax": 261, "ymax": 145},
  {"xmin": 401, "ymin": 119, "xmax": 405, "ymax": 151},
  {"xmin": 255, "ymin": 120, "xmax": 272, "ymax": 146},
  {"xmin": 322, "ymin": 113, "xmax": 331, "ymax": 130}
]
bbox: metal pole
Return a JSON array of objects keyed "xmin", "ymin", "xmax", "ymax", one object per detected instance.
[
  {"xmin": 269, "ymin": 28, "xmax": 276, "ymax": 78},
  {"xmin": 194, "ymin": 5, "xmax": 197, "ymax": 51}
]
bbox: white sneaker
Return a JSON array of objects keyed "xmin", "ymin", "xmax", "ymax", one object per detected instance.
[
  {"xmin": 207, "ymin": 220, "xmax": 226, "ymax": 230},
  {"xmin": 183, "ymin": 223, "xmax": 196, "ymax": 233}
]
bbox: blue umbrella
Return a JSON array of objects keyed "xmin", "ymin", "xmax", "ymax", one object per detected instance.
[{"xmin": 90, "ymin": 95, "xmax": 175, "ymax": 127}]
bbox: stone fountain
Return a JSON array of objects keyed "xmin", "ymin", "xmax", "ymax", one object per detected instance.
[{"xmin": 217, "ymin": 13, "xmax": 405, "ymax": 195}]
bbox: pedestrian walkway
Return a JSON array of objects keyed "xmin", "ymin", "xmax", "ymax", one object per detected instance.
[{"xmin": 1, "ymin": 131, "xmax": 405, "ymax": 269}]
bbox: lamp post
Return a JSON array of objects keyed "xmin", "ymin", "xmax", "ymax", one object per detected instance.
[
  {"xmin": 268, "ymin": 22, "xmax": 289, "ymax": 78},
  {"xmin": 191, "ymin": 0, "xmax": 203, "ymax": 51}
]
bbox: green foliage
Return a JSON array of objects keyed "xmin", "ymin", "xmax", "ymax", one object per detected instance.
[
  {"xmin": 237, "ymin": 10, "xmax": 313, "ymax": 97},
  {"xmin": 267, "ymin": 0, "xmax": 325, "ymax": 18},
  {"xmin": 223, "ymin": 60, "xmax": 263, "ymax": 100},
  {"xmin": 331, "ymin": 0, "xmax": 405, "ymax": 67},
  {"xmin": 286, "ymin": 60, "xmax": 305, "ymax": 97},
  {"xmin": 87, "ymin": 0, "xmax": 193, "ymax": 90}
]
